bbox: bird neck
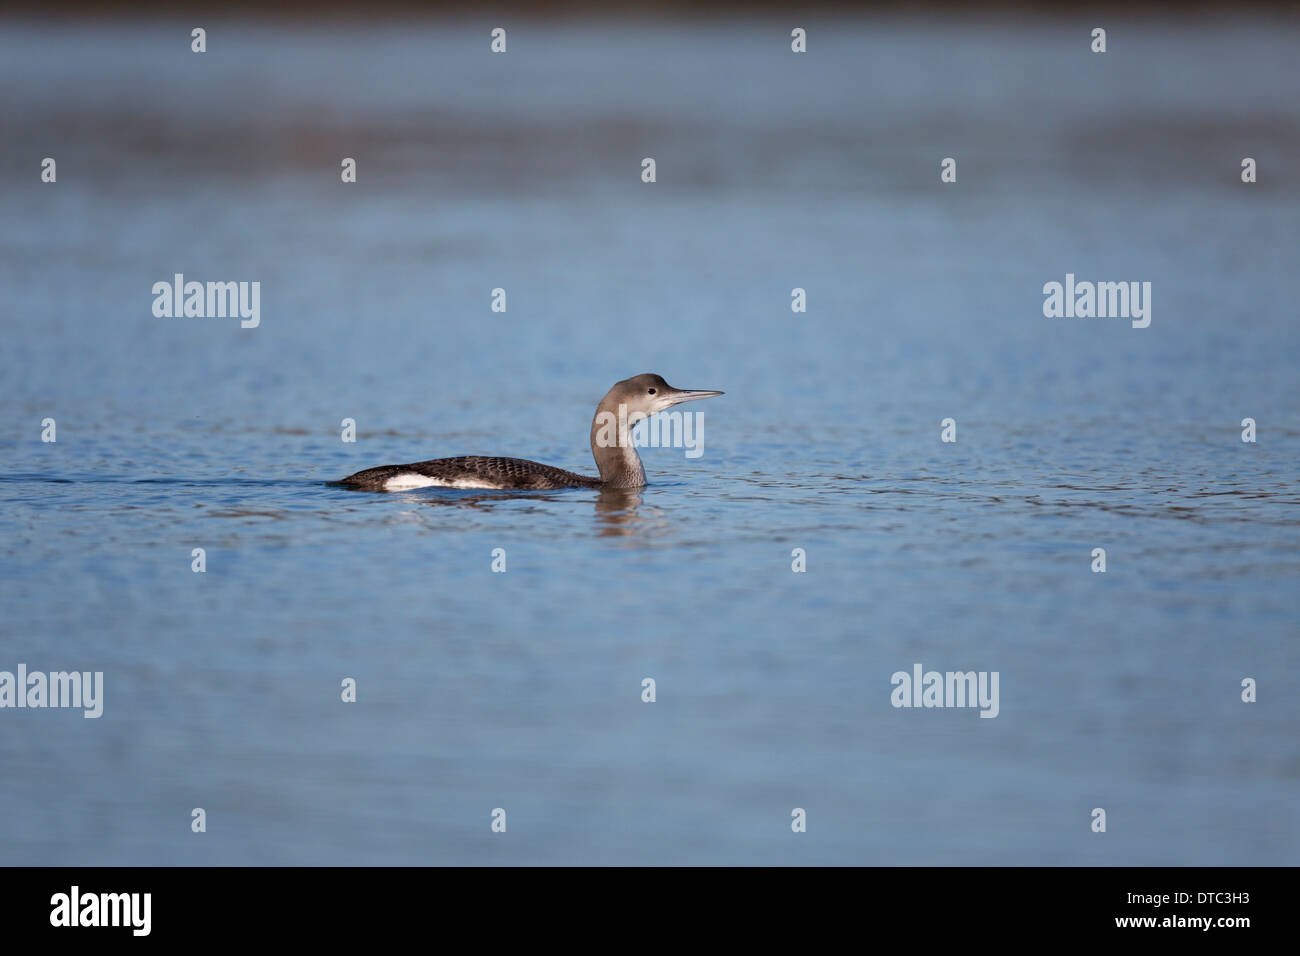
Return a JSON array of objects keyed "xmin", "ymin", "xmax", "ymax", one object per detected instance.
[{"xmin": 590, "ymin": 399, "xmax": 647, "ymax": 488}]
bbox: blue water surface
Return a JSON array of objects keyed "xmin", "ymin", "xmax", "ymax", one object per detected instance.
[{"xmin": 1, "ymin": 15, "xmax": 1297, "ymax": 864}]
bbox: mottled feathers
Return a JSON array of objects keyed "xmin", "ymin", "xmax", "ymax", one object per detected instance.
[{"xmin": 339, "ymin": 456, "xmax": 601, "ymax": 491}]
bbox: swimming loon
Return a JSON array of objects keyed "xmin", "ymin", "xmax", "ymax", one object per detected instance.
[{"xmin": 339, "ymin": 373, "xmax": 723, "ymax": 491}]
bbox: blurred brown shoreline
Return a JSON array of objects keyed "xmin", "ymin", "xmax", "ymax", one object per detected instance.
[{"xmin": 4, "ymin": 0, "xmax": 1299, "ymax": 17}]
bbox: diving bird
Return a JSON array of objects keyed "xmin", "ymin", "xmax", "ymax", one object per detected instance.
[{"xmin": 339, "ymin": 373, "xmax": 723, "ymax": 491}]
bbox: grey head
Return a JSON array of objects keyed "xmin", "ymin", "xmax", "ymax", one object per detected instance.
[{"xmin": 589, "ymin": 373, "xmax": 724, "ymax": 488}]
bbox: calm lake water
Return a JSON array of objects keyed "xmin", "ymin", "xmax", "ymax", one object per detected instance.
[{"xmin": 1, "ymin": 15, "xmax": 1298, "ymax": 865}]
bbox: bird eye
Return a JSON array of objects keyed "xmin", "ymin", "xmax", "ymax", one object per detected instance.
[{"xmin": 647, "ymin": 388, "xmax": 656, "ymax": 395}]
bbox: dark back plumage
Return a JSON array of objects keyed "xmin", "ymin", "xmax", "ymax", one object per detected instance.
[{"xmin": 340, "ymin": 456, "xmax": 601, "ymax": 491}]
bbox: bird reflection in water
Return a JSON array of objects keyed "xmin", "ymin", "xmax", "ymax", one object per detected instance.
[{"xmin": 377, "ymin": 485, "xmax": 651, "ymax": 536}]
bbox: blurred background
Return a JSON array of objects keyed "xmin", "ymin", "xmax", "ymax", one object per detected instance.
[{"xmin": 1, "ymin": 5, "xmax": 1298, "ymax": 864}]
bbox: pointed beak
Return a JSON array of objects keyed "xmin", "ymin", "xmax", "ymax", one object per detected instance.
[{"xmin": 666, "ymin": 388, "xmax": 724, "ymax": 406}]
